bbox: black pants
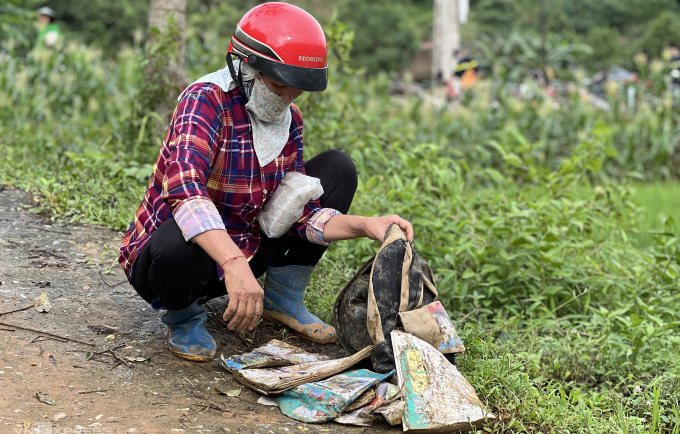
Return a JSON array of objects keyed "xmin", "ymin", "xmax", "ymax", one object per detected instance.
[{"xmin": 131, "ymin": 150, "xmax": 357, "ymax": 310}]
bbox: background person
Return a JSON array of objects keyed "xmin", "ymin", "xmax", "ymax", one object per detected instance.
[{"xmin": 35, "ymin": 6, "xmax": 63, "ymax": 49}]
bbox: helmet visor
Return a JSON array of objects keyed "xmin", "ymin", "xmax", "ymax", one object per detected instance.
[{"xmin": 248, "ymin": 55, "xmax": 328, "ymax": 92}]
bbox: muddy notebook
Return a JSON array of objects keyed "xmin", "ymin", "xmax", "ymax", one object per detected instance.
[
  {"xmin": 219, "ymin": 339, "xmax": 329, "ymax": 372},
  {"xmin": 276, "ymin": 369, "xmax": 393, "ymax": 423},
  {"xmin": 232, "ymin": 345, "xmax": 374, "ymax": 395},
  {"xmin": 392, "ymin": 331, "xmax": 494, "ymax": 432},
  {"xmin": 398, "ymin": 301, "xmax": 465, "ymax": 355},
  {"xmin": 334, "ymin": 381, "xmax": 401, "ymax": 427}
]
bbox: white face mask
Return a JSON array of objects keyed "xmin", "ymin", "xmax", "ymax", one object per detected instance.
[
  {"xmin": 244, "ymin": 74, "xmax": 297, "ymax": 167},
  {"xmin": 246, "ymin": 74, "xmax": 296, "ymax": 123}
]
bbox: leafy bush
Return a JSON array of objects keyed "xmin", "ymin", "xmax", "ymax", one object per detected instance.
[
  {"xmin": 583, "ymin": 26, "xmax": 633, "ymax": 71},
  {"xmin": 639, "ymin": 11, "xmax": 680, "ymax": 58},
  {"xmin": 334, "ymin": 0, "xmax": 427, "ymax": 73},
  {"xmin": 42, "ymin": 0, "xmax": 149, "ymax": 57},
  {"xmin": 128, "ymin": 15, "xmax": 185, "ymax": 156},
  {"xmin": 475, "ymin": 31, "xmax": 592, "ymax": 84},
  {"xmin": 184, "ymin": 0, "xmax": 258, "ymax": 79},
  {"xmin": 0, "ymin": 42, "xmax": 148, "ymax": 229},
  {"xmin": 0, "ymin": 0, "xmax": 40, "ymax": 52},
  {"xmin": 551, "ymin": 0, "xmax": 679, "ymax": 34},
  {"xmin": 470, "ymin": 0, "xmax": 520, "ymax": 35}
]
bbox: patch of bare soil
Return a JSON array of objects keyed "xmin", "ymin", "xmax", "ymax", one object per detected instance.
[{"xmin": 0, "ymin": 187, "xmax": 398, "ymax": 433}]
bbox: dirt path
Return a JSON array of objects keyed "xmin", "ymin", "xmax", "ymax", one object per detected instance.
[{"xmin": 0, "ymin": 187, "xmax": 397, "ymax": 434}]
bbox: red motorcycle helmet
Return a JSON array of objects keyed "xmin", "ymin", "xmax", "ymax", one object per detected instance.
[{"xmin": 227, "ymin": 2, "xmax": 328, "ymax": 92}]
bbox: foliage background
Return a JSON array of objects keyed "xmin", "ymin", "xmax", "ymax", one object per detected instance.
[{"xmin": 22, "ymin": 0, "xmax": 680, "ymax": 74}]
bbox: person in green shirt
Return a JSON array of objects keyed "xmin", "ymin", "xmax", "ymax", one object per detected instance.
[{"xmin": 35, "ymin": 6, "xmax": 63, "ymax": 49}]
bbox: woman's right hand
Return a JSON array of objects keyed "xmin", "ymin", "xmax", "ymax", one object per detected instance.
[
  {"xmin": 222, "ymin": 257, "xmax": 264, "ymax": 332},
  {"xmin": 191, "ymin": 228, "xmax": 264, "ymax": 333}
]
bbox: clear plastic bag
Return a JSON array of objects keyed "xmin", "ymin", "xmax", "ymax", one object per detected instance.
[{"xmin": 258, "ymin": 172, "xmax": 324, "ymax": 238}]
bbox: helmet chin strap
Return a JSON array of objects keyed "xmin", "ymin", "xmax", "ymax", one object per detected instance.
[{"xmin": 226, "ymin": 54, "xmax": 249, "ymax": 104}]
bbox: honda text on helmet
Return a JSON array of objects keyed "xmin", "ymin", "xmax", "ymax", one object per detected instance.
[{"xmin": 227, "ymin": 2, "xmax": 328, "ymax": 93}]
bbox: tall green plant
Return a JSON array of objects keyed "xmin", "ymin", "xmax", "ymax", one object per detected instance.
[
  {"xmin": 0, "ymin": 0, "xmax": 40, "ymax": 54},
  {"xmin": 125, "ymin": 15, "xmax": 183, "ymax": 161},
  {"xmin": 476, "ymin": 31, "xmax": 593, "ymax": 84}
]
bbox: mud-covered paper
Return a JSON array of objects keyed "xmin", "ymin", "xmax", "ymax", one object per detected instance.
[
  {"xmin": 392, "ymin": 331, "xmax": 494, "ymax": 432},
  {"xmin": 335, "ymin": 381, "xmax": 401, "ymax": 426},
  {"xmin": 398, "ymin": 301, "xmax": 465, "ymax": 354},
  {"xmin": 276, "ymin": 369, "xmax": 393, "ymax": 423},
  {"xmin": 344, "ymin": 387, "xmax": 377, "ymax": 412},
  {"xmin": 375, "ymin": 398, "xmax": 405, "ymax": 426},
  {"xmin": 219, "ymin": 339, "xmax": 328, "ymax": 372}
]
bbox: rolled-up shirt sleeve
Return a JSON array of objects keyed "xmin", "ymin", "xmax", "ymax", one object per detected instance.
[
  {"xmin": 160, "ymin": 87, "xmax": 226, "ymax": 240},
  {"xmin": 174, "ymin": 197, "xmax": 226, "ymax": 241},
  {"xmin": 288, "ymin": 201, "xmax": 340, "ymax": 246},
  {"xmin": 305, "ymin": 207, "xmax": 341, "ymax": 245}
]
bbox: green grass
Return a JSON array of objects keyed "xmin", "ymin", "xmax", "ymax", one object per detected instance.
[{"xmin": 631, "ymin": 182, "xmax": 680, "ymax": 247}]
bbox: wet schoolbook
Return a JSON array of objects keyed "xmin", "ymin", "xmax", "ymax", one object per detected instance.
[
  {"xmin": 276, "ymin": 369, "xmax": 393, "ymax": 423},
  {"xmin": 398, "ymin": 301, "xmax": 465, "ymax": 354},
  {"xmin": 232, "ymin": 345, "xmax": 374, "ymax": 395},
  {"xmin": 334, "ymin": 381, "xmax": 401, "ymax": 426},
  {"xmin": 392, "ymin": 331, "xmax": 494, "ymax": 432},
  {"xmin": 219, "ymin": 339, "xmax": 329, "ymax": 372}
]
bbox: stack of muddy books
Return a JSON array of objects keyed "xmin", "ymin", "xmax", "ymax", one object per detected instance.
[{"xmin": 219, "ymin": 335, "xmax": 495, "ymax": 432}]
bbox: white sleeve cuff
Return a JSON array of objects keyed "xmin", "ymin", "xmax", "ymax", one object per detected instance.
[
  {"xmin": 174, "ymin": 198, "xmax": 226, "ymax": 241},
  {"xmin": 305, "ymin": 208, "xmax": 341, "ymax": 246}
]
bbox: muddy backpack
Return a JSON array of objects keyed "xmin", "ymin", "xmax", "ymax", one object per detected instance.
[{"xmin": 333, "ymin": 224, "xmax": 465, "ymax": 373}]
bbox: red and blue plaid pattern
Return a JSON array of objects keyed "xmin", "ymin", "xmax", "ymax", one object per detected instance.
[{"xmin": 118, "ymin": 83, "xmax": 337, "ymax": 280}]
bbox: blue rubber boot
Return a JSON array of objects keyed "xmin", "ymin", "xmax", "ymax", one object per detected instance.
[
  {"xmin": 152, "ymin": 296, "xmax": 216, "ymax": 362},
  {"xmin": 262, "ymin": 265, "xmax": 337, "ymax": 344}
]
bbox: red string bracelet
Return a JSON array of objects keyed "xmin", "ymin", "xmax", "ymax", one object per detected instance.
[{"xmin": 220, "ymin": 255, "xmax": 245, "ymax": 270}]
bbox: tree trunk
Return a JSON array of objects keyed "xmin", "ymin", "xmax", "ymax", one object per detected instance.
[
  {"xmin": 148, "ymin": 0, "xmax": 186, "ymax": 69},
  {"xmin": 148, "ymin": 0, "xmax": 187, "ymax": 121},
  {"xmin": 432, "ymin": 0, "xmax": 460, "ymax": 84}
]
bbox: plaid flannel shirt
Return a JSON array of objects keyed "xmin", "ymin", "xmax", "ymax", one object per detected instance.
[{"xmin": 118, "ymin": 83, "xmax": 339, "ymax": 281}]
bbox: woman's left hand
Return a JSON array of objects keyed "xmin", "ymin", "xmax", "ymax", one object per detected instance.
[{"xmin": 362, "ymin": 215, "xmax": 414, "ymax": 242}]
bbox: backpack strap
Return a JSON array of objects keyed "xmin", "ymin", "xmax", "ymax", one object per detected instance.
[
  {"xmin": 399, "ymin": 242, "xmax": 414, "ymax": 312},
  {"xmin": 366, "ymin": 224, "xmax": 407, "ymax": 344}
]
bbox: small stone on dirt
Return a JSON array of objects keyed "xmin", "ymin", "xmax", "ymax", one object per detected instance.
[{"xmin": 53, "ymin": 412, "xmax": 67, "ymax": 421}]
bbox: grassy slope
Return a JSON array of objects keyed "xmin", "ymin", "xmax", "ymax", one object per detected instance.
[{"xmin": 631, "ymin": 182, "xmax": 680, "ymax": 247}]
